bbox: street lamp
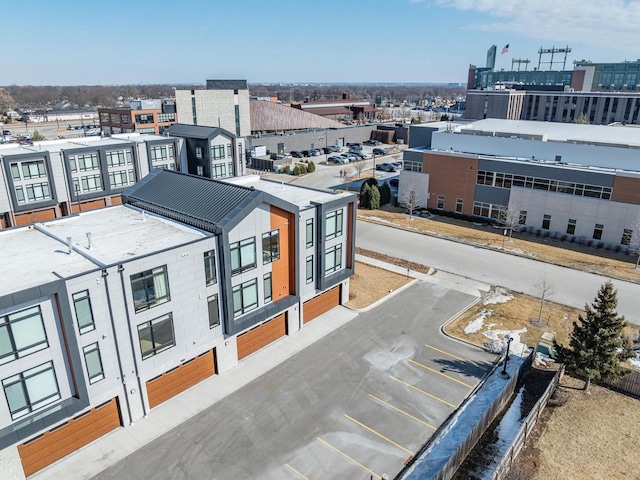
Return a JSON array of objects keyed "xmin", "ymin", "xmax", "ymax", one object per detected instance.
[{"xmin": 499, "ymin": 335, "xmax": 513, "ymax": 379}]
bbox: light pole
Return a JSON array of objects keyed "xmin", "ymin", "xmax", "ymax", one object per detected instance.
[{"xmin": 499, "ymin": 335, "xmax": 513, "ymax": 379}]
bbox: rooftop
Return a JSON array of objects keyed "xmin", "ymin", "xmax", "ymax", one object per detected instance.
[{"xmin": 1, "ymin": 206, "xmax": 207, "ymax": 296}]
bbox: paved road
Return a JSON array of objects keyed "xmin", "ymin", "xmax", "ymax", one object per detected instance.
[
  {"xmin": 357, "ymin": 221, "xmax": 640, "ymax": 325},
  {"xmin": 93, "ymin": 283, "xmax": 496, "ymax": 480}
]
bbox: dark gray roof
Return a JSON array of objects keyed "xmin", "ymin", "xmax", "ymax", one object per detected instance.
[
  {"xmin": 206, "ymin": 79, "xmax": 247, "ymax": 90},
  {"xmin": 122, "ymin": 170, "xmax": 259, "ymax": 232},
  {"xmin": 166, "ymin": 123, "xmax": 235, "ymax": 140}
]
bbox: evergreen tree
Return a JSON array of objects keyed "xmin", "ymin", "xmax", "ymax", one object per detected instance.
[
  {"xmin": 369, "ymin": 185, "xmax": 381, "ymax": 210},
  {"xmin": 554, "ymin": 281, "xmax": 633, "ymax": 391},
  {"xmin": 379, "ymin": 182, "xmax": 391, "ymax": 206},
  {"xmin": 30, "ymin": 130, "xmax": 46, "ymax": 141},
  {"xmin": 307, "ymin": 161, "xmax": 315, "ymax": 173},
  {"xmin": 360, "ymin": 183, "xmax": 371, "ymax": 209}
]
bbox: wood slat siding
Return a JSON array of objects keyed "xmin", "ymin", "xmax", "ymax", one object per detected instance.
[
  {"xmin": 147, "ymin": 350, "xmax": 216, "ymax": 409},
  {"xmin": 270, "ymin": 206, "xmax": 295, "ymax": 299},
  {"xmin": 71, "ymin": 198, "xmax": 107, "ymax": 213},
  {"xmin": 237, "ymin": 314, "xmax": 286, "ymax": 360},
  {"xmin": 18, "ymin": 398, "xmax": 121, "ymax": 477},
  {"xmin": 14, "ymin": 208, "xmax": 57, "ymax": 226},
  {"xmin": 303, "ymin": 286, "xmax": 340, "ymax": 324}
]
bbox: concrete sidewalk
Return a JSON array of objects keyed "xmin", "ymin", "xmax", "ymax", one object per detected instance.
[{"xmin": 30, "ymin": 257, "xmax": 491, "ymax": 480}]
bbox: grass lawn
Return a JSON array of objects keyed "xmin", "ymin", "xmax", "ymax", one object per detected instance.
[{"xmin": 346, "ymin": 261, "xmax": 413, "ymax": 309}]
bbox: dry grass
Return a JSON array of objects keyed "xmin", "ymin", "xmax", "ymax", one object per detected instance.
[
  {"xmin": 512, "ymin": 375, "xmax": 640, "ymax": 480},
  {"xmin": 347, "ymin": 261, "xmax": 413, "ymax": 309},
  {"xmin": 358, "ymin": 207, "xmax": 640, "ymax": 283},
  {"xmin": 445, "ymin": 291, "xmax": 580, "ymax": 349}
]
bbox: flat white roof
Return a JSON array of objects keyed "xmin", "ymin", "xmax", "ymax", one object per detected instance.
[
  {"xmin": 225, "ymin": 175, "xmax": 352, "ymax": 209},
  {"xmin": 455, "ymin": 119, "xmax": 640, "ymax": 148},
  {"xmin": 1, "ymin": 206, "xmax": 208, "ymax": 296}
]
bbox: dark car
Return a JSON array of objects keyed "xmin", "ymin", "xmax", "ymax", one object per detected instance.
[
  {"xmin": 322, "ymin": 147, "xmax": 333, "ymax": 154},
  {"xmin": 376, "ymin": 162, "xmax": 397, "ymax": 172},
  {"xmin": 301, "ymin": 150, "xmax": 311, "ymax": 157},
  {"xmin": 389, "ymin": 178, "xmax": 399, "ymax": 187},
  {"xmin": 373, "ymin": 147, "xmax": 386, "ymax": 155},
  {"xmin": 347, "ymin": 143, "xmax": 362, "ymax": 151},
  {"xmin": 291, "ymin": 151, "xmax": 304, "ymax": 158},
  {"xmin": 363, "ymin": 139, "xmax": 380, "ymax": 146}
]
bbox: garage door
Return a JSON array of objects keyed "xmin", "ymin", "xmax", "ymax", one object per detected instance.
[
  {"xmin": 147, "ymin": 349, "xmax": 216, "ymax": 409},
  {"xmin": 237, "ymin": 313, "xmax": 287, "ymax": 360},
  {"xmin": 303, "ymin": 286, "xmax": 340, "ymax": 324},
  {"xmin": 18, "ymin": 398, "xmax": 121, "ymax": 477}
]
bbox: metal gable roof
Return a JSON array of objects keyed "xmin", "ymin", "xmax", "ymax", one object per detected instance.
[
  {"xmin": 166, "ymin": 123, "xmax": 236, "ymax": 140},
  {"xmin": 122, "ymin": 170, "xmax": 259, "ymax": 232}
]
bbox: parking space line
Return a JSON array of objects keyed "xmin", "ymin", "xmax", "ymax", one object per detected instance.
[
  {"xmin": 408, "ymin": 359, "xmax": 473, "ymax": 388},
  {"xmin": 368, "ymin": 394, "xmax": 437, "ymax": 430},
  {"xmin": 344, "ymin": 414, "xmax": 412, "ymax": 454},
  {"xmin": 316, "ymin": 437, "xmax": 381, "ymax": 479},
  {"xmin": 284, "ymin": 463, "xmax": 310, "ymax": 480},
  {"xmin": 424, "ymin": 344, "xmax": 465, "ymax": 361},
  {"xmin": 390, "ymin": 376, "xmax": 457, "ymax": 408}
]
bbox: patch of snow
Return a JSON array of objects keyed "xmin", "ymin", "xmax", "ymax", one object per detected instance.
[
  {"xmin": 357, "ymin": 215, "xmax": 393, "ymax": 225},
  {"xmin": 482, "ymin": 287, "xmax": 513, "ymax": 305},
  {"xmin": 483, "ymin": 328, "xmax": 528, "ymax": 356},
  {"xmin": 464, "ymin": 309, "xmax": 492, "ymax": 334},
  {"xmin": 629, "ymin": 350, "xmax": 640, "ymax": 368}
]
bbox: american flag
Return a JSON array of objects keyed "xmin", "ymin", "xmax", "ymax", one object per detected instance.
[{"xmin": 501, "ymin": 44, "xmax": 509, "ymax": 54}]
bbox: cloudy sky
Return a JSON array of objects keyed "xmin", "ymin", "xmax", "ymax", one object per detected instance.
[{"xmin": 3, "ymin": 0, "xmax": 638, "ymax": 85}]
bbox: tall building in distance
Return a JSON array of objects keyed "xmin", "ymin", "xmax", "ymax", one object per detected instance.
[
  {"xmin": 465, "ymin": 46, "xmax": 640, "ymax": 125},
  {"xmin": 175, "ymin": 80, "xmax": 251, "ymax": 137}
]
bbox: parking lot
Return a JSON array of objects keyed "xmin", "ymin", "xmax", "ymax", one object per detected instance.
[{"xmin": 94, "ymin": 282, "xmax": 497, "ymax": 480}]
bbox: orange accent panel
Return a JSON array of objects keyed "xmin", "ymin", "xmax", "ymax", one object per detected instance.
[
  {"xmin": 270, "ymin": 206, "xmax": 295, "ymax": 298},
  {"xmin": 422, "ymin": 152, "xmax": 479, "ymax": 216},
  {"xmin": 18, "ymin": 398, "xmax": 121, "ymax": 477},
  {"xmin": 110, "ymin": 195, "xmax": 123, "ymax": 205},
  {"xmin": 147, "ymin": 350, "xmax": 216, "ymax": 409},
  {"xmin": 71, "ymin": 198, "xmax": 108, "ymax": 213},
  {"xmin": 303, "ymin": 286, "xmax": 340, "ymax": 324},
  {"xmin": 14, "ymin": 208, "xmax": 57, "ymax": 226},
  {"xmin": 346, "ymin": 203, "xmax": 354, "ymax": 269},
  {"xmin": 237, "ymin": 314, "xmax": 287, "ymax": 360}
]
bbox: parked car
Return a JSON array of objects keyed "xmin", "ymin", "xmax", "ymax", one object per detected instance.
[
  {"xmin": 363, "ymin": 139, "xmax": 381, "ymax": 146},
  {"xmin": 376, "ymin": 162, "xmax": 397, "ymax": 172},
  {"xmin": 2, "ymin": 129, "xmax": 11, "ymax": 136},
  {"xmin": 322, "ymin": 147, "xmax": 333, "ymax": 154},
  {"xmin": 330, "ymin": 145, "xmax": 342, "ymax": 152},
  {"xmin": 291, "ymin": 151, "xmax": 304, "ymax": 158},
  {"xmin": 309, "ymin": 149, "xmax": 321, "ymax": 156},
  {"xmin": 389, "ymin": 178, "xmax": 399, "ymax": 187},
  {"xmin": 392, "ymin": 161, "xmax": 403, "ymax": 169},
  {"xmin": 373, "ymin": 147, "xmax": 386, "ymax": 156},
  {"xmin": 351, "ymin": 151, "xmax": 366, "ymax": 160},
  {"xmin": 347, "ymin": 143, "xmax": 362, "ymax": 151},
  {"xmin": 327, "ymin": 156, "xmax": 347, "ymax": 164}
]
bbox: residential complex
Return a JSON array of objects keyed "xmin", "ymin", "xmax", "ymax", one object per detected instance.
[
  {"xmin": 98, "ymin": 99, "xmax": 177, "ymax": 135},
  {"xmin": 401, "ymin": 119, "xmax": 640, "ymax": 248},
  {"xmin": 0, "ymin": 170, "xmax": 356, "ymax": 477},
  {"xmin": 175, "ymin": 80, "xmax": 251, "ymax": 137},
  {"xmin": 0, "ymin": 125, "xmax": 244, "ymax": 229}
]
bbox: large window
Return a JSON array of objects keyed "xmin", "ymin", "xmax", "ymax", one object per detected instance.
[
  {"xmin": 130, "ymin": 265, "xmax": 171, "ymax": 312},
  {"xmin": 233, "ymin": 279, "xmax": 258, "ymax": 315},
  {"xmin": 83, "ymin": 343, "xmax": 104, "ymax": 384},
  {"xmin": 211, "ymin": 145, "xmax": 225, "ymax": 159},
  {"xmin": 3, "ymin": 361, "xmax": 60, "ymax": 420},
  {"xmin": 306, "ymin": 219, "xmax": 314, "ymax": 247},
  {"xmin": 208, "ymin": 295, "xmax": 220, "ymax": 328},
  {"xmin": 230, "ymin": 237, "xmax": 257, "ymax": 275},
  {"xmin": 105, "ymin": 150, "xmax": 128, "ymax": 167},
  {"xmin": 437, "ymin": 195, "xmax": 444, "ymax": 210},
  {"xmin": 204, "ymin": 250, "xmax": 217, "ymax": 285},
  {"xmin": 0, "ymin": 306, "xmax": 48, "ymax": 365},
  {"xmin": 264, "ymin": 273, "xmax": 272, "ymax": 303},
  {"xmin": 73, "ymin": 290, "xmax": 95, "ymax": 334},
  {"xmin": 567, "ymin": 219, "xmax": 577, "ymax": 235},
  {"xmin": 138, "ymin": 313, "xmax": 175, "ymax": 360},
  {"xmin": 212, "ymin": 163, "xmax": 226, "ymax": 178},
  {"xmin": 306, "ymin": 256, "xmax": 314, "ymax": 284},
  {"xmin": 593, "ymin": 223, "xmax": 604, "ymax": 240},
  {"xmin": 108, "ymin": 170, "xmax": 135, "ymax": 188},
  {"xmin": 455, "ymin": 198, "xmax": 463, "ymax": 213},
  {"xmin": 621, "ymin": 228, "xmax": 633, "ymax": 246},
  {"xmin": 325, "ymin": 244, "xmax": 343, "ymax": 275},
  {"xmin": 25, "ymin": 183, "xmax": 50, "ymax": 202},
  {"xmin": 542, "ymin": 215, "xmax": 551, "ymax": 230},
  {"xmin": 21, "ymin": 161, "xmax": 46, "ymax": 179},
  {"xmin": 262, "ymin": 230, "xmax": 280, "ymax": 264},
  {"xmin": 325, "ymin": 209, "xmax": 343, "ymax": 240}
]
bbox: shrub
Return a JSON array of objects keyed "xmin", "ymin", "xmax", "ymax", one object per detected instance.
[
  {"xmin": 561, "ymin": 234, "xmax": 567, "ymax": 241},
  {"xmin": 307, "ymin": 161, "xmax": 316, "ymax": 173},
  {"xmin": 370, "ymin": 185, "xmax": 381, "ymax": 210},
  {"xmin": 596, "ymin": 241, "xmax": 604, "ymax": 249},
  {"xmin": 614, "ymin": 245, "xmax": 621, "ymax": 253},
  {"xmin": 292, "ymin": 165, "xmax": 301, "ymax": 176},
  {"xmin": 298, "ymin": 164, "xmax": 308, "ymax": 174},
  {"xmin": 360, "ymin": 183, "xmax": 372, "ymax": 209},
  {"xmin": 587, "ymin": 239, "xmax": 594, "ymax": 247}
]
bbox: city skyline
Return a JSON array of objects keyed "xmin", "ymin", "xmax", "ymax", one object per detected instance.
[{"xmin": 3, "ymin": 0, "xmax": 639, "ymax": 86}]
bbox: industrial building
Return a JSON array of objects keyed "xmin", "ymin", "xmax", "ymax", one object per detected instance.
[
  {"xmin": 401, "ymin": 119, "xmax": 640, "ymax": 249},
  {"xmin": 0, "ymin": 169, "xmax": 355, "ymax": 477}
]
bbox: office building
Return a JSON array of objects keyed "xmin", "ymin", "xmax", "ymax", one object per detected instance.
[{"xmin": 98, "ymin": 99, "xmax": 177, "ymax": 135}]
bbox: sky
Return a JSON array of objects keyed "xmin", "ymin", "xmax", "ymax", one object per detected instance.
[{"xmin": 3, "ymin": 0, "xmax": 640, "ymax": 86}]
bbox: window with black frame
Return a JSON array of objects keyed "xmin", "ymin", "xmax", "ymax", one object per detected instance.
[
  {"xmin": 230, "ymin": 237, "xmax": 257, "ymax": 275},
  {"xmin": 130, "ymin": 265, "xmax": 171, "ymax": 312},
  {"xmin": 137, "ymin": 313, "xmax": 176, "ymax": 359},
  {"xmin": 262, "ymin": 230, "xmax": 280, "ymax": 264}
]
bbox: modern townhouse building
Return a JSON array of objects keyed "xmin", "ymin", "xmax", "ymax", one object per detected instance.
[
  {"xmin": 401, "ymin": 119, "xmax": 640, "ymax": 249},
  {"xmin": 0, "ymin": 169, "xmax": 356, "ymax": 478},
  {"xmin": 0, "ymin": 126, "xmax": 246, "ymax": 229}
]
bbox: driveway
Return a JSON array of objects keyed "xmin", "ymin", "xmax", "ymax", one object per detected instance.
[{"xmin": 93, "ymin": 282, "xmax": 496, "ymax": 480}]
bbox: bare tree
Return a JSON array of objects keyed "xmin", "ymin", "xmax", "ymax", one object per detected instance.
[
  {"xmin": 625, "ymin": 218, "xmax": 640, "ymax": 269},
  {"xmin": 352, "ymin": 159, "xmax": 366, "ymax": 178},
  {"xmin": 340, "ymin": 167, "xmax": 355, "ymax": 192},
  {"xmin": 400, "ymin": 183, "xmax": 419, "ymax": 220},
  {"xmin": 499, "ymin": 202, "xmax": 523, "ymax": 241},
  {"xmin": 533, "ymin": 277, "xmax": 554, "ymax": 326}
]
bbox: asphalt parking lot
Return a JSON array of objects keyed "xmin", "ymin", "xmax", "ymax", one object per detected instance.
[{"xmin": 93, "ymin": 281, "xmax": 496, "ymax": 480}]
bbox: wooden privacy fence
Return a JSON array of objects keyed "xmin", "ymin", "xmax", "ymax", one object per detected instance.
[
  {"xmin": 490, "ymin": 365, "xmax": 565, "ymax": 480},
  {"xmin": 601, "ymin": 369, "xmax": 640, "ymax": 400}
]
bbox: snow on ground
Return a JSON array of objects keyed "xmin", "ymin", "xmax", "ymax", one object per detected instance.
[
  {"xmin": 630, "ymin": 351, "xmax": 640, "ymax": 368},
  {"xmin": 483, "ymin": 328, "xmax": 529, "ymax": 356},
  {"xmin": 482, "ymin": 287, "xmax": 513, "ymax": 305},
  {"xmin": 464, "ymin": 309, "xmax": 492, "ymax": 334}
]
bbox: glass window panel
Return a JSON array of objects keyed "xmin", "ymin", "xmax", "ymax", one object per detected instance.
[
  {"xmin": 208, "ymin": 295, "xmax": 220, "ymax": 328},
  {"xmin": 24, "ymin": 368, "xmax": 58, "ymax": 404},
  {"xmin": 0, "ymin": 326, "xmax": 12, "ymax": 359},
  {"xmin": 83, "ymin": 344, "xmax": 104, "ymax": 383},
  {"xmin": 4, "ymin": 383, "xmax": 27, "ymax": 414},
  {"xmin": 11, "ymin": 315, "xmax": 47, "ymax": 352}
]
